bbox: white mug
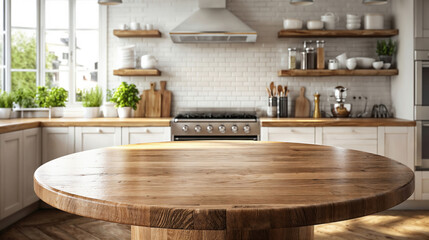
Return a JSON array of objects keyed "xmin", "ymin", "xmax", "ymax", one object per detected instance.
[
  {"xmin": 119, "ymin": 24, "xmax": 128, "ymax": 30},
  {"xmin": 130, "ymin": 22, "xmax": 140, "ymax": 30},
  {"xmin": 321, "ymin": 12, "xmax": 339, "ymax": 30},
  {"xmin": 146, "ymin": 24, "xmax": 153, "ymax": 31}
]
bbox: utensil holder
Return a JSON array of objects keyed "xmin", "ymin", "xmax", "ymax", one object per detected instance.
[
  {"xmin": 279, "ymin": 97, "xmax": 288, "ymax": 118},
  {"xmin": 267, "ymin": 97, "xmax": 277, "ymax": 117}
]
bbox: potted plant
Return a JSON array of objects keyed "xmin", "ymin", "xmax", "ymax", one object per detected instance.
[
  {"xmin": 110, "ymin": 82, "xmax": 140, "ymax": 118},
  {"xmin": 81, "ymin": 86, "xmax": 103, "ymax": 118},
  {"xmin": 376, "ymin": 39, "xmax": 397, "ymax": 64},
  {"xmin": 0, "ymin": 91, "xmax": 14, "ymax": 119},
  {"xmin": 13, "ymin": 89, "xmax": 36, "ymax": 109},
  {"xmin": 47, "ymin": 87, "xmax": 68, "ymax": 118},
  {"xmin": 101, "ymin": 89, "xmax": 118, "ymax": 118}
]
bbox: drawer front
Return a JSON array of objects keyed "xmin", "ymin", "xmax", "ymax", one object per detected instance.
[
  {"xmin": 123, "ymin": 127, "xmax": 171, "ymax": 144},
  {"xmin": 322, "ymin": 127, "xmax": 378, "ymax": 154},
  {"xmin": 266, "ymin": 127, "xmax": 315, "ymax": 144},
  {"xmin": 416, "ymin": 171, "xmax": 429, "ymax": 200}
]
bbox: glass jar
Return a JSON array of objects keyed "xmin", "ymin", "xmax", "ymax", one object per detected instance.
[
  {"xmin": 288, "ymin": 48, "xmax": 297, "ymax": 70},
  {"xmin": 316, "ymin": 40, "xmax": 325, "ymax": 70},
  {"xmin": 306, "ymin": 47, "xmax": 316, "ymax": 69}
]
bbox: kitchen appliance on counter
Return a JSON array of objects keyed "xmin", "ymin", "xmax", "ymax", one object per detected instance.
[
  {"xmin": 331, "ymin": 86, "xmax": 352, "ymax": 118},
  {"xmin": 415, "ymin": 50, "xmax": 429, "ymax": 169},
  {"xmin": 171, "ymin": 111, "xmax": 260, "ymax": 141}
]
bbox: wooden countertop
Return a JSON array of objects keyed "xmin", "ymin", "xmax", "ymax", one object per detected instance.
[
  {"xmin": 261, "ymin": 118, "xmax": 416, "ymax": 127},
  {"xmin": 34, "ymin": 141, "xmax": 414, "ymax": 240}
]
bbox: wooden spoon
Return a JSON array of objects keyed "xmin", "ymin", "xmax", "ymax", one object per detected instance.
[
  {"xmin": 270, "ymin": 82, "xmax": 275, "ymax": 97},
  {"xmin": 278, "ymin": 85, "xmax": 283, "ymax": 97}
]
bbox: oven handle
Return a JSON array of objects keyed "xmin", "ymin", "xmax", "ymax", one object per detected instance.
[
  {"xmin": 173, "ymin": 136, "xmax": 259, "ymax": 141},
  {"xmin": 416, "ymin": 61, "xmax": 423, "ymax": 105}
]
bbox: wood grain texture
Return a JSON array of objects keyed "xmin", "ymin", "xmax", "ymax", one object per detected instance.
[
  {"xmin": 160, "ymin": 81, "xmax": 172, "ymax": 118},
  {"xmin": 278, "ymin": 69, "xmax": 399, "ymax": 77},
  {"xmin": 278, "ymin": 29, "xmax": 399, "ymax": 38},
  {"xmin": 113, "ymin": 30, "xmax": 162, "ymax": 38},
  {"xmin": 34, "ymin": 141, "xmax": 414, "ymax": 234},
  {"xmin": 145, "ymin": 83, "xmax": 162, "ymax": 118},
  {"xmin": 260, "ymin": 118, "xmax": 416, "ymax": 127},
  {"xmin": 113, "ymin": 69, "xmax": 161, "ymax": 77},
  {"xmin": 295, "ymin": 87, "xmax": 310, "ymax": 117}
]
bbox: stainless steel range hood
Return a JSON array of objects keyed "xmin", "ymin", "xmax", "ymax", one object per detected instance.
[{"xmin": 170, "ymin": 0, "xmax": 257, "ymax": 43}]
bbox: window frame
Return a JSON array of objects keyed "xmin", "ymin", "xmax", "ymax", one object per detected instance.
[{"xmin": 2, "ymin": 0, "xmax": 107, "ymax": 106}]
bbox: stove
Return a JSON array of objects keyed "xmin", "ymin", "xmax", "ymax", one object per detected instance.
[{"xmin": 171, "ymin": 111, "xmax": 260, "ymax": 141}]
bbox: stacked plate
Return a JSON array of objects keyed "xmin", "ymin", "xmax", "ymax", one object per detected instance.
[
  {"xmin": 346, "ymin": 14, "xmax": 361, "ymax": 30},
  {"xmin": 117, "ymin": 45, "xmax": 135, "ymax": 69}
]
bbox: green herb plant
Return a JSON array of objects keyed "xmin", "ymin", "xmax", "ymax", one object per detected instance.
[
  {"xmin": 106, "ymin": 89, "xmax": 115, "ymax": 102},
  {"xmin": 376, "ymin": 40, "xmax": 397, "ymax": 56},
  {"xmin": 35, "ymin": 86, "xmax": 50, "ymax": 108},
  {"xmin": 13, "ymin": 89, "xmax": 36, "ymax": 108},
  {"xmin": 0, "ymin": 91, "xmax": 14, "ymax": 108},
  {"xmin": 47, "ymin": 87, "xmax": 68, "ymax": 107},
  {"xmin": 110, "ymin": 82, "xmax": 141, "ymax": 110},
  {"xmin": 81, "ymin": 86, "xmax": 103, "ymax": 107}
]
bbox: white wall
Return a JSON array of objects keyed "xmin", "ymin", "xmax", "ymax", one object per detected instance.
[
  {"xmin": 107, "ymin": 0, "xmax": 394, "ymax": 116},
  {"xmin": 391, "ymin": 0, "xmax": 414, "ymax": 120}
]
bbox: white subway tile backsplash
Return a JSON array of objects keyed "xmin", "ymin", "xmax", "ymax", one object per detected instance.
[{"xmin": 108, "ymin": 0, "xmax": 393, "ymax": 116}]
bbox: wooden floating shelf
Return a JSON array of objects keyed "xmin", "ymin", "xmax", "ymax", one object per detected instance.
[
  {"xmin": 113, "ymin": 30, "xmax": 162, "ymax": 38},
  {"xmin": 278, "ymin": 29, "xmax": 399, "ymax": 38},
  {"xmin": 278, "ymin": 69, "xmax": 399, "ymax": 77},
  {"xmin": 113, "ymin": 69, "xmax": 161, "ymax": 77}
]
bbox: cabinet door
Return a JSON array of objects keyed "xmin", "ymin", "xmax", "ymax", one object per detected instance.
[
  {"xmin": 75, "ymin": 127, "xmax": 121, "ymax": 152},
  {"xmin": 378, "ymin": 127, "xmax": 415, "ymax": 200},
  {"xmin": 122, "ymin": 127, "xmax": 171, "ymax": 145},
  {"xmin": 320, "ymin": 127, "xmax": 378, "ymax": 154},
  {"xmin": 261, "ymin": 127, "xmax": 315, "ymax": 144},
  {"xmin": 22, "ymin": 128, "xmax": 41, "ymax": 207},
  {"xmin": 42, "ymin": 127, "xmax": 75, "ymax": 164},
  {"xmin": 415, "ymin": 171, "xmax": 429, "ymax": 200},
  {"xmin": 0, "ymin": 131, "xmax": 23, "ymax": 219},
  {"xmin": 415, "ymin": 0, "xmax": 429, "ymax": 38}
]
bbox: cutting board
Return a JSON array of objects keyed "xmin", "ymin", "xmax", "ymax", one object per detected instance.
[
  {"xmin": 295, "ymin": 87, "xmax": 310, "ymax": 118},
  {"xmin": 145, "ymin": 82, "xmax": 162, "ymax": 118},
  {"xmin": 160, "ymin": 81, "xmax": 172, "ymax": 117}
]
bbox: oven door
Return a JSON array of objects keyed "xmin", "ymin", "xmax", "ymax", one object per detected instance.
[
  {"xmin": 415, "ymin": 59, "xmax": 429, "ymax": 120},
  {"xmin": 416, "ymin": 121, "xmax": 429, "ymax": 169},
  {"xmin": 173, "ymin": 136, "xmax": 259, "ymax": 141}
]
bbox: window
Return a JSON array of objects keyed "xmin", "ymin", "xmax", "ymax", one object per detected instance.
[
  {"xmin": 0, "ymin": 0, "xmax": 4, "ymax": 91},
  {"xmin": 2, "ymin": 0, "xmax": 105, "ymax": 104}
]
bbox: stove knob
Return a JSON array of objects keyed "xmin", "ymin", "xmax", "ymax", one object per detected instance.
[
  {"xmin": 207, "ymin": 125, "xmax": 213, "ymax": 133},
  {"xmin": 243, "ymin": 125, "xmax": 251, "ymax": 134},
  {"xmin": 231, "ymin": 125, "xmax": 238, "ymax": 133},
  {"xmin": 182, "ymin": 125, "xmax": 189, "ymax": 132},
  {"xmin": 195, "ymin": 125, "xmax": 202, "ymax": 133},
  {"xmin": 218, "ymin": 125, "xmax": 226, "ymax": 133}
]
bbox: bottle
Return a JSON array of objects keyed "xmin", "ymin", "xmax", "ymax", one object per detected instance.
[
  {"xmin": 306, "ymin": 47, "xmax": 316, "ymax": 69},
  {"xmin": 313, "ymin": 92, "xmax": 321, "ymax": 118},
  {"xmin": 317, "ymin": 40, "xmax": 325, "ymax": 70},
  {"xmin": 288, "ymin": 48, "xmax": 297, "ymax": 70}
]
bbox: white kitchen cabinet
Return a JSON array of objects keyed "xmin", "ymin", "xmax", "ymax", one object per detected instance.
[
  {"xmin": 22, "ymin": 128, "xmax": 41, "ymax": 207},
  {"xmin": 122, "ymin": 127, "xmax": 171, "ymax": 145},
  {"xmin": 42, "ymin": 127, "xmax": 75, "ymax": 164},
  {"xmin": 317, "ymin": 127, "xmax": 378, "ymax": 154},
  {"xmin": 0, "ymin": 131, "xmax": 23, "ymax": 219},
  {"xmin": 75, "ymin": 127, "xmax": 121, "ymax": 152},
  {"xmin": 261, "ymin": 127, "xmax": 315, "ymax": 144},
  {"xmin": 415, "ymin": 171, "xmax": 429, "ymax": 200},
  {"xmin": 415, "ymin": 0, "xmax": 429, "ymax": 38},
  {"xmin": 378, "ymin": 127, "xmax": 415, "ymax": 200}
]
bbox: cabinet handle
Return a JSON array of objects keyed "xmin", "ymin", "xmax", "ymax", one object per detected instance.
[
  {"xmin": 98, "ymin": 128, "xmax": 103, "ymax": 133},
  {"xmin": 422, "ymin": 124, "xmax": 429, "ymax": 127},
  {"xmin": 144, "ymin": 128, "xmax": 150, "ymax": 133}
]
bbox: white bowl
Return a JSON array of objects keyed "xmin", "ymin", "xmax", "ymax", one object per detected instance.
[
  {"xmin": 355, "ymin": 57, "xmax": 376, "ymax": 69},
  {"xmin": 372, "ymin": 61, "xmax": 384, "ymax": 70},
  {"xmin": 336, "ymin": 53, "xmax": 348, "ymax": 69},
  {"xmin": 347, "ymin": 19, "xmax": 361, "ymax": 24},
  {"xmin": 284, "ymin": 18, "xmax": 303, "ymax": 30},
  {"xmin": 347, "ymin": 14, "xmax": 360, "ymax": 19},
  {"xmin": 307, "ymin": 20, "xmax": 324, "ymax": 30},
  {"xmin": 383, "ymin": 63, "xmax": 391, "ymax": 69},
  {"xmin": 346, "ymin": 58, "xmax": 357, "ymax": 70},
  {"xmin": 346, "ymin": 23, "xmax": 361, "ymax": 30}
]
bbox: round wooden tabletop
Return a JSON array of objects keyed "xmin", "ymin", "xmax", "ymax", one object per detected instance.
[{"xmin": 34, "ymin": 141, "xmax": 414, "ymax": 240}]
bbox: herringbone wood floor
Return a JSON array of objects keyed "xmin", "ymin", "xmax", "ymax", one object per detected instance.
[{"xmin": 0, "ymin": 210, "xmax": 428, "ymax": 240}]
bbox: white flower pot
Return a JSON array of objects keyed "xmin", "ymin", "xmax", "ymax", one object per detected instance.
[
  {"xmin": 50, "ymin": 107, "xmax": 64, "ymax": 118},
  {"xmin": 117, "ymin": 107, "xmax": 132, "ymax": 118},
  {"xmin": 83, "ymin": 107, "xmax": 100, "ymax": 118},
  {"xmin": 0, "ymin": 108, "xmax": 11, "ymax": 119},
  {"xmin": 102, "ymin": 103, "xmax": 118, "ymax": 118}
]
